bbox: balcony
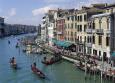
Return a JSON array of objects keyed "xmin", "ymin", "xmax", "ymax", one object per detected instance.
[
  {"xmin": 57, "ymin": 31, "xmax": 62, "ymax": 35},
  {"xmin": 77, "ymin": 41, "xmax": 84, "ymax": 45},
  {"xmin": 96, "ymin": 29, "xmax": 104, "ymax": 35},
  {"xmin": 86, "ymin": 43, "xmax": 92, "ymax": 47},
  {"xmin": 86, "ymin": 29, "xmax": 96, "ymax": 34},
  {"xmin": 86, "ymin": 29, "xmax": 92, "ymax": 34},
  {"xmin": 106, "ymin": 30, "xmax": 110, "ymax": 35}
]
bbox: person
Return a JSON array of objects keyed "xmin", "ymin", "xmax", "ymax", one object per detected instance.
[
  {"xmin": 8, "ymin": 40, "xmax": 10, "ymax": 44},
  {"xmin": 31, "ymin": 62, "xmax": 37, "ymax": 70},
  {"xmin": 10, "ymin": 57, "xmax": 16, "ymax": 64},
  {"xmin": 31, "ymin": 62, "xmax": 40, "ymax": 73},
  {"xmin": 43, "ymin": 56, "xmax": 47, "ymax": 62}
]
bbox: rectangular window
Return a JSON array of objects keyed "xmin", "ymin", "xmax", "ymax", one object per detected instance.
[
  {"xmin": 71, "ymin": 23, "xmax": 73, "ymax": 29},
  {"xmin": 98, "ymin": 35, "xmax": 102, "ymax": 45},
  {"xmin": 93, "ymin": 49, "xmax": 97, "ymax": 55},
  {"xmin": 84, "ymin": 25, "xmax": 87, "ymax": 32},
  {"xmin": 68, "ymin": 37, "xmax": 69, "ymax": 41},
  {"xmin": 84, "ymin": 15, "xmax": 87, "ymax": 21},
  {"xmin": 80, "ymin": 25, "xmax": 82, "ymax": 32},
  {"xmin": 75, "ymin": 32, "xmax": 76, "ymax": 36},
  {"xmin": 71, "ymin": 16, "xmax": 74, "ymax": 21},
  {"xmin": 85, "ymin": 36, "xmax": 86, "ymax": 42},
  {"xmin": 80, "ymin": 15, "xmax": 82, "ymax": 21},
  {"xmin": 68, "ymin": 24, "xmax": 69, "ymax": 29},
  {"xmin": 67, "ymin": 17, "xmax": 69, "ymax": 21},
  {"xmin": 68, "ymin": 31, "xmax": 69, "ymax": 35},
  {"xmin": 77, "ymin": 25, "xmax": 79, "ymax": 32},
  {"xmin": 106, "ymin": 37, "xmax": 109, "ymax": 46},
  {"xmin": 92, "ymin": 36, "xmax": 95, "ymax": 44},
  {"xmin": 77, "ymin": 16, "xmax": 79, "ymax": 21},
  {"xmin": 71, "ymin": 32, "xmax": 73, "ymax": 36},
  {"xmin": 75, "ymin": 23, "xmax": 77, "ymax": 29},
  {"xmin": 92, "ymin": 22, "xmax": 95, "ymax": 29},
  {"xmin": 75, "ymin": 16, "xmax": 77, "ymax": 21},
  {"xmin": 99, "ymin": 51, "xmax": 101, "ymax": 56}
]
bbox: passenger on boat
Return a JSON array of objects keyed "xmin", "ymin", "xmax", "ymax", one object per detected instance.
[
  {"xmin": 31, "ymin": 62, "xmax": 40, "ymax": 72},
  {"xmin": 8, "ymin": 40, "xmax": 10, "ymax": 44},
  {"xmin": 10, "ymin": 57, "xmax": 16, "ymax": 64},
  {"xmin": 50, "ymin": 57, "xmax": 54, "ymax": 62},
  {"xmin": 43, "ymin": 57, "xmax": 47, "ymax": 62}
]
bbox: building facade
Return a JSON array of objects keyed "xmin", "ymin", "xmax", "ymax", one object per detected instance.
[{"xmin": 86, "ymin": 4, "xmax": 115, "ymax": 61}]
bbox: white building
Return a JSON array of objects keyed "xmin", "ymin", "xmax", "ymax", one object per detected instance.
[{"xmin": 47, "ymin": 22, "xmax": 54, "ymax": 46}]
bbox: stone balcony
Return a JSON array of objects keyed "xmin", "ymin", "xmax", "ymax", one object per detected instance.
[
  {"xmin": 57, "ymin": 31, "xmax": 63, "ymax": 35},
  {"xmin": 106, "ymin": 30, "xmax": 110, "ymax": 35},
  {"xmin": 96, "ymin": 29, "xmax": 104, "ymax": 35},
  {"xmin": 85, "ymin": 43, "xmax": 92, "ymax": 47},
  {"xmin": 86, "ymin": 29, "xmax": 96, "ymax": 34},
  {"xmin": 86, "ymin": 29, "xmax": 92, "ymax": 34}
]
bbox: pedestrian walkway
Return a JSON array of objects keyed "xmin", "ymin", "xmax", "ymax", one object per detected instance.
[{"xmin": 44, "ymin": 44, "xmax": 115, "ymax": 71}]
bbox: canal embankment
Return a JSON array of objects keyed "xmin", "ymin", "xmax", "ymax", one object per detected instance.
[{"xmin": 42, "ymin": 44, "xmax": 115, "ymax": 81}]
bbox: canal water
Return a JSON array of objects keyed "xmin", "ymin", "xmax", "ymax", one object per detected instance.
[{"xmin": 0, "ymin": 35, "xmax": 112, "ymax": 83}]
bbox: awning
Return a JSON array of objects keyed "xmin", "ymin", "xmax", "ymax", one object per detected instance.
[
  {"xmin": 111, "ymin": 52, "xmax": 115, "ymax": 57},
  {"xmin": 52, "ymin": 38, "xmax": 73, "ymax": 48},
  {"xmin": 111, "ymin": 52, "xmax": 115, "ymax": 60}
]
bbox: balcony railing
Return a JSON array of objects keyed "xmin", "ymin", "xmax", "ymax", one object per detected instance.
[
  {"xmin": 106, "ymin": 30, "xmax": 110, "ymax": 35},
  {"xmin": 86, "ymin": 29, "xmax": 96, "ymax": 34},
  {"xmin": 85, "ymin": 43, "xmax": 92, "ymax": 47},
  {"xmin": 77, "ymin": 41, "xmax": 84, "ymax": 45},
  {"xmin": 57, "ymin": 31, "xmax": 62, "ymax": 35},
  {"xmin": 86, "ymin": 29, "xmax": 92, "ymax": 34},
  {"xmin": 96, "ymin": 29, "xmax": 104, "ymax": 35}
]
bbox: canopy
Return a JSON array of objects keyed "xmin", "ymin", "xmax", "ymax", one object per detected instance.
[
  {"xmin": 52, "ymin": 38, "xmax": 73, "ymax": 48},
  {"xmin": 110, "ymin": 52, "xmax": 115, "ymax": 60},
  {"xmin": 111, "ymin": 52, "xmax": 115, "ymax": 57}
]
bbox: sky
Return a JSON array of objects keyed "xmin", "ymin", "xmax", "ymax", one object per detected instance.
[{"xmin": 0, "ymin": 0, "xmax": 114, "ymax": 26}]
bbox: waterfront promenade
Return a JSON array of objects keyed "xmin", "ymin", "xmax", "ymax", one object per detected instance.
[{"xmin": 42, "ymin": 43, "xmax": 115, "ymax": 81}]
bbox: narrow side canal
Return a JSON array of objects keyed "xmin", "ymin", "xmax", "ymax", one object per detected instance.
[{"xmin": 0, "ymin": 35, "xmax": 112, "ymax": 83}]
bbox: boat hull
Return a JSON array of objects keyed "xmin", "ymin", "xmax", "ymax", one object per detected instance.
[{"xmin": 31, "ymin": 67, "xmax": 45, "ymax": 79}]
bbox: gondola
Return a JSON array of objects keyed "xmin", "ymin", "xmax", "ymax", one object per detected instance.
[
  {"xmin": 42, "ymin": 56, "xmax": 62, "ymax": 65},
  {"xmin": 31, "ymin": 65, "xmax": 45, "ymax": 79},
  {"xmin": 42, "ymin": 60, "xmax": 53, "ymax": 65}
]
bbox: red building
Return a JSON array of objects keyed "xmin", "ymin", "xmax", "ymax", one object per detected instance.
[{"xmin": 56, "ymin": 18, "xmax": 65, "ymax": 41}]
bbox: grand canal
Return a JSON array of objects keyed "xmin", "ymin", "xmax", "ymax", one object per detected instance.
[{"xmin": 0, "ymin": 35, "xmax": 112, "ymax": 83}]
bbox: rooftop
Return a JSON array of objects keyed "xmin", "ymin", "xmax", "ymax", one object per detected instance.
[{"xmin": 92, "ymin": 13, "xmax": 111, "ymax": 18}]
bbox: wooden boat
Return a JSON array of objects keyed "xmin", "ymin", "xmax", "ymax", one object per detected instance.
[
  {"xmin": 42, "ymin": 57, "xmax": 61, "ymax": 65},
  {"xmin": 74, "ymin": 61, "xmax": 85, "ymax": 71},
  {"xmin": 42, "ymin": 54, "xmax": 62, "ymax": 65},
  {"xmin": 31, "ymin": 65, "xmax": 45, "ymax": 79},
  {"xmin": 42, "ymin": 60, "xmax": 53, "ymax": 65}
]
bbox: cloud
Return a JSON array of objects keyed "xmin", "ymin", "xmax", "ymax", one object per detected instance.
[
  {"xmin": 9, "ymin": 8, "xmax": 16, "ymax": 16},
  {"xmin": 32, "ymin": 5, "xmax": 58, "ymax": 16},
  {"xmin": 43, "ymin": 0, "xmax": 71, "ymax": 3}
]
